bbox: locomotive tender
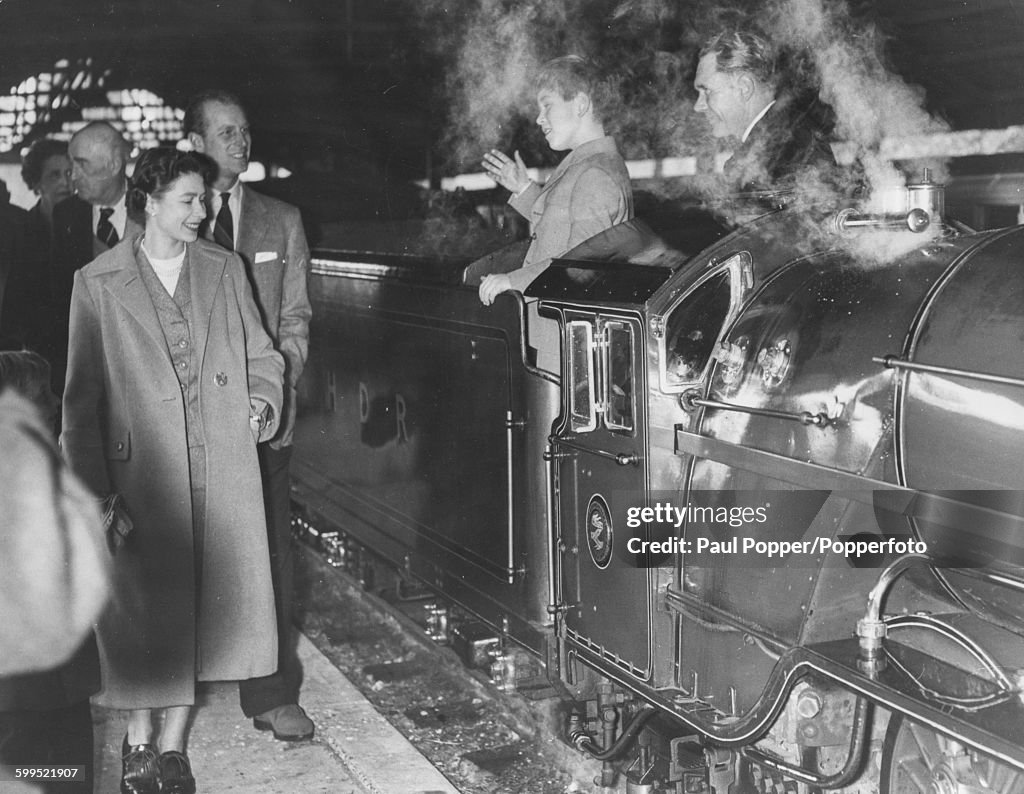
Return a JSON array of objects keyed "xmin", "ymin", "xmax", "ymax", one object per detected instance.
[{"xmin": 291, "ymin": 183, "xmax": 1024, "ymax": 793}]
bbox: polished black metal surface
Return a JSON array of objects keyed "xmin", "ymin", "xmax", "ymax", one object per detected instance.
[{"xmin": 293, "ymin": 205, "xmax": 1024, "ymax": 790}]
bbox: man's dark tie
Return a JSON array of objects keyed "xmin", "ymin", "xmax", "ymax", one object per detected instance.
[
  {"xmin": 214, "ymin": 192, "xmax": 234, "ymax": 251},
  {"xmin": 96, "ymin": 207, "xmax": 118, "ymax": 248}
]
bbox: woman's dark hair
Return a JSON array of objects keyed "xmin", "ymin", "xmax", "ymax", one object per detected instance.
[
  {"xmin": 127, "ymin": 148, "xmax": 214, "ymax": 213},
  {"xmin": 21, "ymin": 138, "xmax": 68, "ymax": 192}
]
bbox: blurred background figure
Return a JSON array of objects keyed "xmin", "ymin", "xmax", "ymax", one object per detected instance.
[
  {"xmin": 22, "ymin": 138, "xmax": 73, "ymax": 237},
  {"xmin": 0, "ymin": 140, "xmax": 72, "ymax": 381},
  {"xmin": 0, "ymin": 348, "xmax": 109, "ymax": 794}
]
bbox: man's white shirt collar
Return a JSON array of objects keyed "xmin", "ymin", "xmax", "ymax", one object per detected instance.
[
  {"xmin": 741, "ymin": 100, "xmax": 777, "ymax": 143},
  {"xmin": 92, "ymin": 186, "xmax": 129, "ymax": 238}
]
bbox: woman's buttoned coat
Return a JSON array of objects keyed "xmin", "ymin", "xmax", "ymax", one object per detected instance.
[{"xmin": 61, "ymin": 235, "xmax": 284, "ymax": 709}]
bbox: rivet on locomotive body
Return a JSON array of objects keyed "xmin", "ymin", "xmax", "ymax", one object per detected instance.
[
  {"xmin": 715, "ymin": 336, "xmax": 750, "ymax": 388},
  {"xmin": 757, "ymin": 337, "xmax": 793, "ymax": 390},
  {"xmin": 585, "ymin": 494, "xmax": 613, "ymax": 569}
]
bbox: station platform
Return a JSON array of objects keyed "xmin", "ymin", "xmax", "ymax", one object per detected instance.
[{"xmin": 90, "ymin": 634, "xmax": 460, "ymax": 794}]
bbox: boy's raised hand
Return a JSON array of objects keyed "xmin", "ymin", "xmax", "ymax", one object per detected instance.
[{"xmin": 482, "ymin": 149, "xmax": 531, "ymax": 194}]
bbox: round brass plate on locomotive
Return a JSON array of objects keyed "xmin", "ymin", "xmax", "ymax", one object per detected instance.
[{"xmin": 586, "ymin": 495, "xmax": 613, "ymax": 569}]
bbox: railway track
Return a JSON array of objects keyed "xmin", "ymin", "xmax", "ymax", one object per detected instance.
[{"xmin": 292, "ymin": 537, "xmax": 614, "ymax": 794}]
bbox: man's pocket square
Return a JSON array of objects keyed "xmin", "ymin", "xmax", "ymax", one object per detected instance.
[{"xmin": 255, "ymin": 251, "xmax": 278, "ymax": 263}]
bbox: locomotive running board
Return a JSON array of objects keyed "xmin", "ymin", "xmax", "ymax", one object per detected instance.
[{"xmin": 562, "ymin": 622, "xmax": 1024, "ymax": 772}]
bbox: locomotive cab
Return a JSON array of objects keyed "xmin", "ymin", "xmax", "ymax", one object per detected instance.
[
  {"xmin": 530, "ymin": 261, "xmax": 673, "ymax": 689},
  {"xmin": 532, "ymin": 246, "xmax": 763, "ymax": 686}
]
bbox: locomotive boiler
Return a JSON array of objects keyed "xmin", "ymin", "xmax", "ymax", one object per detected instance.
[{"xmin": 291, "ymin": 185, "xmax": 1024, "ymax": 793}]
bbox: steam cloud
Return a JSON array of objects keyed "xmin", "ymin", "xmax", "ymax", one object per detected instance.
[
  {"xmin": 410, "ymin": 0, "xmax": 951, "ymax": 259},
  {"xmin": 432, "ymin": 1, "xmax": 544, "ymax": 170},
  {"xmin": 765, "ymin": 0, "xmax": 950, "ymax": 212},
  {"xmin": 410, "ymin": 0, "xmax": 705, "ymax": 171}
]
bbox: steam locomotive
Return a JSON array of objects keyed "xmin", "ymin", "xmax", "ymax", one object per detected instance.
[{"xmin": 290, "ymin": 180, "xmax": 1024, "ymax": 793}]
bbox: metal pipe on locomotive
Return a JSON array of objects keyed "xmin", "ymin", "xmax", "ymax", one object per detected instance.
[{"xmin": 291, "ymin": 176, "xmax": 1024, "ymax": 793}]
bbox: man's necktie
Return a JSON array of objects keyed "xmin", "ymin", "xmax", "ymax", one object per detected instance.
[
  {"xmin": 214, "ymin": 192, "xmax": 234, "ymax": 251},
  {"xmin": 96, "ymin": 207, "xmax": 118, "ymax": 248}
]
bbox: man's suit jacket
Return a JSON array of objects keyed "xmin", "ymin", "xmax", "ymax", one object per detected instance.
[
  {"xmin": 206, "ymin": 185, "xmax": 311, "ymax": 448},
  {"xmin": 723, "ymin": 94, "xmax": 839, "ymax": 200},
  {"xmin": 507, "ymin": 135, "xmax": 633, "ymax": 292},
  {"xmin": 51, "ymin": 195, "xmax": 143, "ymax": 344},
  {"xmin": 0, "ymin": 201, "xmax": 62, "ymax": 359}
]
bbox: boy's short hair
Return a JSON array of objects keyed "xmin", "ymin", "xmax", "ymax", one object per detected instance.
[{"xmin": 535, "ymin": 55, "xmax": 612, "ymax": 122}]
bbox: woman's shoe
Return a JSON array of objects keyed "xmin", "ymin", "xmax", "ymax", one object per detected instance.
[
  {"xmin": 120, "ymin": 735, "xmax": 160, "ymax": 794},
  {"xmin": 159, "ymin": 750, "xmax": 196, "ymax": 794}
]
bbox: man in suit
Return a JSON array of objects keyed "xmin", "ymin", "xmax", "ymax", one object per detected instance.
[
  {"xmin": 478, "ymin": 55, "xmax": 633, "ymax": 372},
  {"xmin": 693, "ymin": 27, "xmax": 837, "ymax": 205},
  {"xmin": 1, "ymin": 140, "xmax": 72, "ymax": 377},
  {"xmin": 184, "ymin": 89, "xmax": 314, "ymax": 742},
  {"xmin": 53, "ymin": 122, "xmax": 139, "ymax": 274},
  {"xmin": 51, "ymin": 122, "xmax": 141, "ymax": 392}
]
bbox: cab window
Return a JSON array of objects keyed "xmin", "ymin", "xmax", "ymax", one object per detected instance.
[
  {"xmin": 568, "ymin": 321, "xmax": 597, "ymax": 432},
  {"xmin": 604, "ymin": 321, "xmax": 633, "ymax": 431},
  {"xmin": 659, "ymin": 252, "xmax": 751, "ymax": 392}
]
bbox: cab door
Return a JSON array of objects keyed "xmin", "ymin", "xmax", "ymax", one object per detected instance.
[{"xmin": 553, "ymin": 312, "xmax": 652, "ymax": 679}]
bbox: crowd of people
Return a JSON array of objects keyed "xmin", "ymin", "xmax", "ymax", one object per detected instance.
[
  {"xmin": 1, "ymin": 89, "xmax": 312, "ymax": 794},
  {"xmin": 0, "ymin": 21, "xmax": 836, "ymax": 794}
]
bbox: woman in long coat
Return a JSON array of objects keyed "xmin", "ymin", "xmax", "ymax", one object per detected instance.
[{"xmin": 61, "ymin": 148, "xmax": 283, "ymax": 794}]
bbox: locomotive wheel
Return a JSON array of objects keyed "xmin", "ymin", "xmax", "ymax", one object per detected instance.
[{"xmin": 880, "ymin": 715, "xmax": 1022, "ymax": 793}]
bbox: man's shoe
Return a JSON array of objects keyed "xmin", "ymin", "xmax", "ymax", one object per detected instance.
[
  {"xmin": 159, "ymin": 750, "xmax": 196, "ymax": 794},
  {"xmin": 120, "ymin": 735, "xmax": 160, "ymax": 794},
  {"xmin": 253, "ymin": 703, "xmax": 315, "ymax": 741}
]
